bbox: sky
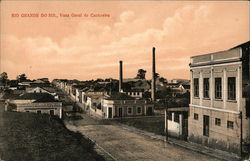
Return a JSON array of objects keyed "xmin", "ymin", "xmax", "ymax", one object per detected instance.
[{"xmin": 0, "ymin": 1, "xmax": 249, "ymax": 81}]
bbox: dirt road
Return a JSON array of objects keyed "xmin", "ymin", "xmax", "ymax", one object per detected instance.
[{"xmin": 65, "ymin": 113, "xmax": 220, "ymax": 161}]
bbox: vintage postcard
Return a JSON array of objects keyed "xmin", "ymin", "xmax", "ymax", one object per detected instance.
[{"xmin": 0, "ymin": 1, "xmax": 249, "ymax": 161}]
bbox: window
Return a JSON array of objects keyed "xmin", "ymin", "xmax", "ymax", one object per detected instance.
[
  {"xmin": 227, "ymin": 121, "xmax": 234, "ymax": 129},
  {"xmin": 215, "ymin": 118, "xmax": 221, "ymax": 126},
  {"xmin": 203, "ymin": 78, "xmax": 210, "ymax": 98},
  {"xmin": 215, "ymin": 78, "xmax": 222, "ymax": 99},
  {"xmin": 194, "ymin": 78, "xmax": 199, "ymax": 97},
  {"xmin": 228, "ymin": 77, "xmax": 236, "ymax": 100},
  {"xmin": 137, "ymin": 107, "xmax": 142, "ymax": 114},
  {"xmin": 37, "ymin": 110, "xmax": 41, "ymax": 114},
  {"xmin": 50, "ymin": 110, "xmax": 54, "ymax": 116},
  {"xmin": 127, "ymin": 107, "xmax": 132, "ymax": 114},
  {"xmin": 194, "ymin": 113, "xmax": 198, "ymax": 120}
]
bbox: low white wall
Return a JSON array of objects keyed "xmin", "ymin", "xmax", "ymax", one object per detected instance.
[
  {"xmin": 168, "ymin": 120, "xmax": 180, "ymax": 137},
  {"xmin": 90, "ymin": 108, "xmax": 103, "ymax": 118}
]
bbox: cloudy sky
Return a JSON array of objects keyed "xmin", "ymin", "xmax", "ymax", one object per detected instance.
[{"xmin": 1, "ymin": 1, "xmax": 249, "ymax": 81}]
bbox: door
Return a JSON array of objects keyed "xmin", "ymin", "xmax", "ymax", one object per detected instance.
[
  {"xmin": 147, "ymin": 107, "xmax": 153, "ymax": 115},
  {"xmin": 118, "ymin": 108, "xmax": 122, "ymax": 117},
  {"xmin": 203, "ymin": 115, "xmax": 209, "ymax": 136},
  {"xmin": 108, "ymin": 108, "xmax": 112, "ymax": 118},
  {"xmin": 246, "ymin": 98, "xmax": 250, "ymax": 117},
  {"xmin": 182, "ymin": 118, "xmax": 188, "ymax": 140}
]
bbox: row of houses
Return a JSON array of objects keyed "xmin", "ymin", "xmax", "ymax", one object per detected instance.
[
  {"xmin": 2, "ymin": 80, "xmax": 62, "ymax": 118},
  {"xmin": 52, "ymin": 79, "xmax": 154, "ymax": 118}
]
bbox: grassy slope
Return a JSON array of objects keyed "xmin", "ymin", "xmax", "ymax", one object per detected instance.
[{"xmin": 0, "ymin": 105, "xmax": 105, "ymax": 161}]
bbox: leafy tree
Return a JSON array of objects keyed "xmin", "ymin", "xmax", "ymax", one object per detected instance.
[
  {"xmin": 135, "ymin": 69, "xmax": 146, "ymax": 79},
  {"xmin": 159, "ymin": 77, "xmax": 167, "ymax": 83},
  {"xmin": 16, "ymin": 74, "xmax": 27, "ymax": 82},
  {"xmin": 154, "ymin": 72, "xmax": 160, "ymax": 79},
  {"xmin": 0, "ymin": 72, "xmax": 8, "ymax": 85},
  {"xmin": 95, "ymin": 78, "xmax": 104, "ymax": 82},
  {"xmin": 106, "ymin": 80, "xmax": 118, "ymax": 92}
]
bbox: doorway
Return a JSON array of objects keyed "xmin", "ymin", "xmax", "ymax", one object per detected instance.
[
  {"xmin": 118, "ymin": 108, "xmax": 122, "ymax": 117},
  {"xmin": 203, "ymin": 115, "xmax": 209, "ymax": 136},
  {"xmin": 147, "ymin": 107, "xmax": 153, "ymax": 115},
  {"xmin": 108, "ymin": 108, "xmax": 112, "ymax": 118}
]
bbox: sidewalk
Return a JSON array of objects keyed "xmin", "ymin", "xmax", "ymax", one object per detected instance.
[{"xmin": 114, "ymin": 122, "xmax": 242, "ymax": 161}]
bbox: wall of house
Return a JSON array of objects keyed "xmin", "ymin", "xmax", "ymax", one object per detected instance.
[
  {"xmin": 102, "ymin": 99, "xmax": 153, "ymax": 118},
  {"xmin": 75, "ymin": 89, "xmax": 81, "ymax": 102},
  {"xmin": 191, "ymin": 63, "xmax": 242, "ymax": 111},
  {"xmin": 125, "ymin": 92, "xmax": 143, "ymax": 98},
  {"xmin": 188, "ymin": 105, "xmax": 242, "ymax": 154},
  {"xmin": 16, "ymin": 102, "xmax": 62, "ymax": 118},
  {"xmin": 11, "ymin": 99, "xmax": 35, "ymax": 104}
]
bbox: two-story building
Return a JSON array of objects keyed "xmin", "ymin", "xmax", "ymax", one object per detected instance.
[{"xmin": 189, "ymin": 41, "xmax": 250, "ymax": 154}]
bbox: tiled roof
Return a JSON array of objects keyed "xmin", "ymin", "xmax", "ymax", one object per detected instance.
[
  {"xmin": 40, "ymin": 87, "xmax": 56, "ymax": 93},
  {"xmin": 106, "ymin": 92, "xmax": 135, "ymax": 100},
  {"xmin": 2, "ymin": 93, "xmax": 20, "ymax": 99},
  {"xmin": 17, "ymin": 93, "xmax": 58, "ymax": 102},
  {"xmin": 33, "ymin": 94, "xmax": 58, "ymax": 103},
  {"xmin": 182, "ymin": 84, "xmax": 190, "ymax": 89}
]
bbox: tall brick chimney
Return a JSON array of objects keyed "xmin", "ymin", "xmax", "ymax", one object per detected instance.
[
  {"xmin": 151, "ymin": 47, "xmax": 156, "ymax": 101},
  {"xmin": 119, "ymin": 60, "xmax": 123, "ymax": 92}
]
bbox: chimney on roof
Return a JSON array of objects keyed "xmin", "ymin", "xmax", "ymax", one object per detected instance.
[
  {"xmin": 151, "ymin": 47, "xmax": 156, "ymax": 101},
  {"xmin": 119, "ymin": 60, "xmax": 123, "ymax": 92}
]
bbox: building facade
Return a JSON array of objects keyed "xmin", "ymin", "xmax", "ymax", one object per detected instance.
[
  {"xmin": 16, "ymin": 102, "xmax": 62, "ymax": 119},
  {"xmin": 101, "ymin": 93, "xmax": 154, "ymax": 119},
  {"xmin": 102, "ymin": 99, "xmax": 154, "ymax": 119},
  {"xmin": 121, "ymin": 89, "xmax": 144, "ymax": 99},
  {"xmin": 188, "ymin": 41, "xmax": 250, "ymax": 154},
  {"xmin": 8, "ymin": 93, "xmax": 63, "ymax": 119}
]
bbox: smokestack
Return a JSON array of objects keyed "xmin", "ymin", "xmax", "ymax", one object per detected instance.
[
  {"xmin": 151, "ymin": 47, "xmax": 156, "ymax": 101},
  {"xmin": 119, "ymin": 60, "xmax": 123, "ymax": 92}
]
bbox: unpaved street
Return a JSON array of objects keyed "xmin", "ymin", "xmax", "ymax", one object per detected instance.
[{"xmin": 65, "ymin": 114, "xmax": 220, "ymax": 161}]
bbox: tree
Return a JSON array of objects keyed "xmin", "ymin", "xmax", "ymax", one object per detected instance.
[
  {"xmin": 159, "ymin": 77, "xmax": 167, "ymax": 83},
  {"xmin": 135, "ymin": 69, "xmax": 146, "ymax": 79},
  {"xmin": 16, "ymin": 74, "xmax": 27, "ymax": 82},
  {"xmin": 0, "ymin": 72, "xmax": 8, "ymax": 86},
  {"xmin": 154, "ymin": 72, "xmax": 160, "ymax": 79},
  {"xmin": 155, "ymin": 73, "xmax": 167, "ymax": 84}
]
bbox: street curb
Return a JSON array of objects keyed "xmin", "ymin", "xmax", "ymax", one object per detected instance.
[{"xmin": 114, "ymin": 122, "xmax": 241, "ymax": 161}]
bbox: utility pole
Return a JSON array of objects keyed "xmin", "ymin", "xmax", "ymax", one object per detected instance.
[
  {"xmin": 239, "ymin": 111, "xmax": 243, "ymax": 156},
  {"xmin": 165, "ymin": 99, "xmax": 168, "ymax": 141}
]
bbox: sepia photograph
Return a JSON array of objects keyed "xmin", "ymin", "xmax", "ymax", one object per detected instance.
[{"xmin": 0, "ymin": 0, "xmax": 249, "ymax": 161}]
